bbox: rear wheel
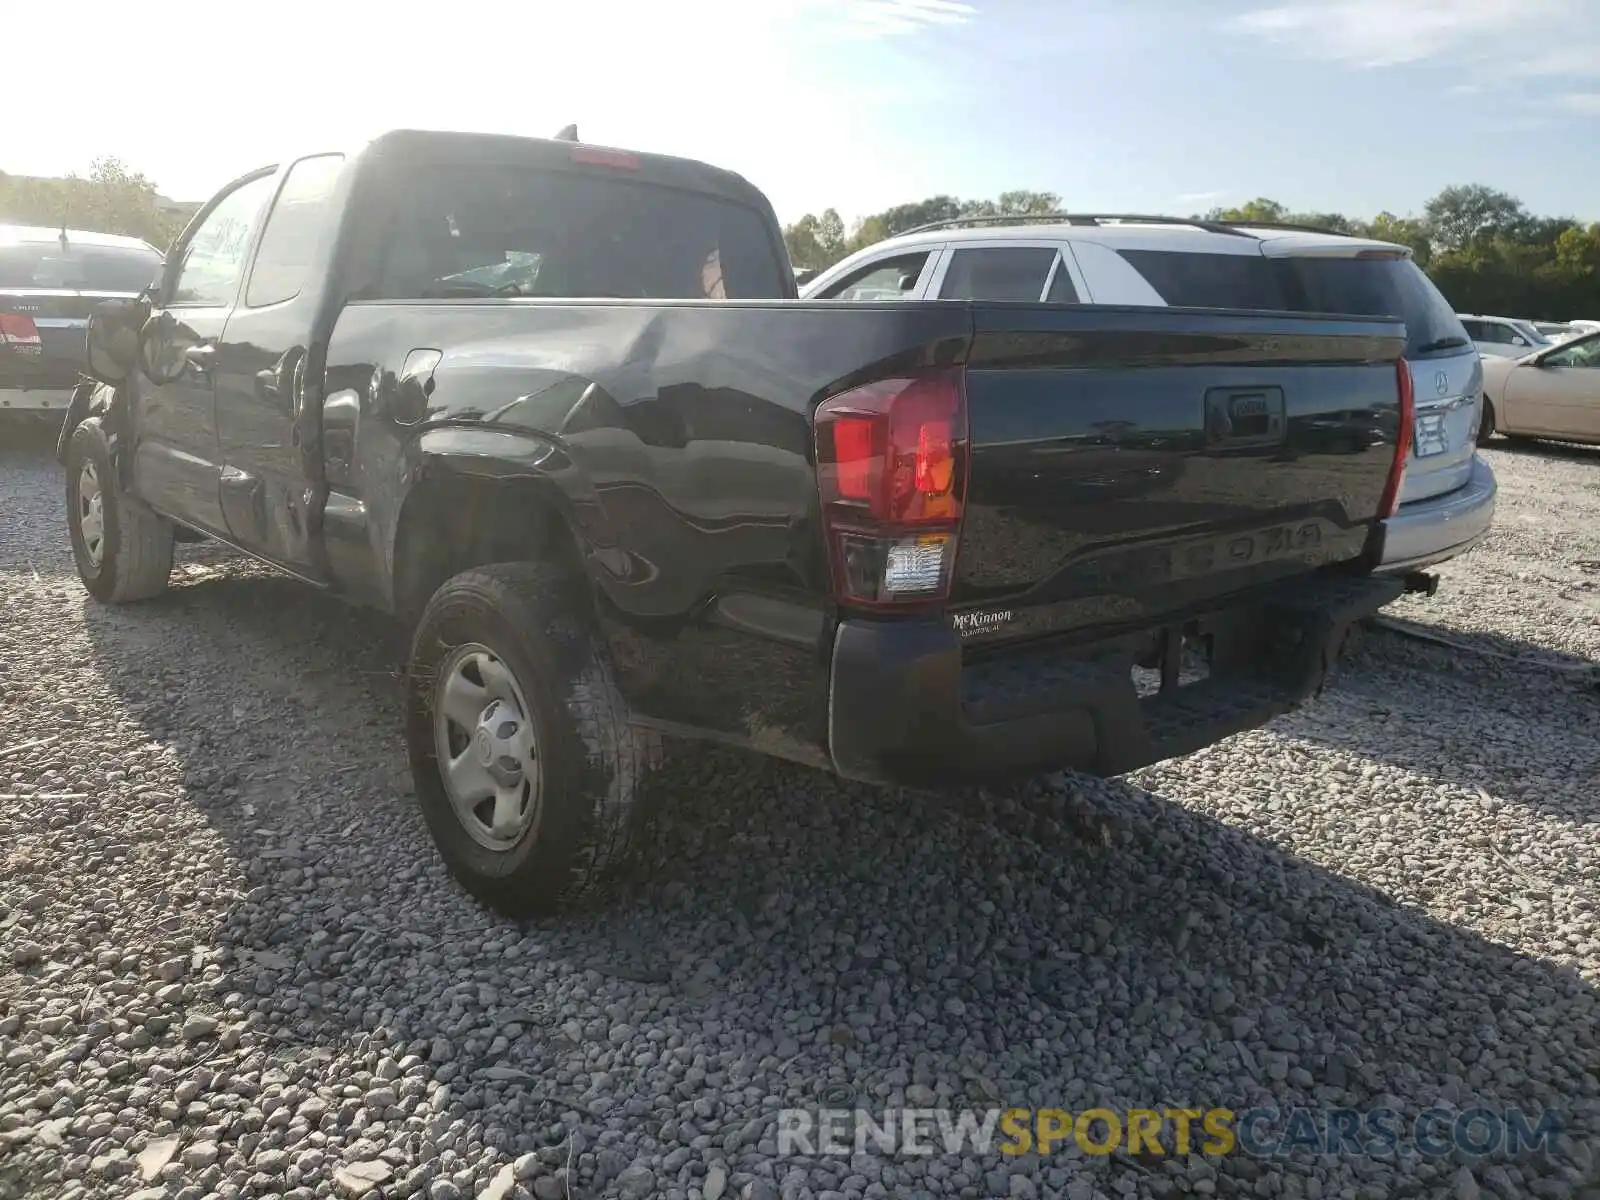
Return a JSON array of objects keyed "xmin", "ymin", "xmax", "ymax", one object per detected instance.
[
  {"xmin": 66, "ymin": 420, "xmax": 174, "ymax": 603},
  {"xmin": 404, "ymin": 562, "xmax": 654, "ymax": 916}
]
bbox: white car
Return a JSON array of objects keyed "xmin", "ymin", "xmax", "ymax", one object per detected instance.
[
  {"xmin": 1480, "ymin": 330, "xmax": 1600, "ymax": 445},
  {"xmin": 1532, "ymin": 321, "xmax": 1578, "ymax": 342},
  {"xmin": 802, "ymin": 215, "xmax": 1494, "ymax": 575},
  {"xmin": 1457, "ymin": 313, "xmax": 1552, "ymax": 359}
]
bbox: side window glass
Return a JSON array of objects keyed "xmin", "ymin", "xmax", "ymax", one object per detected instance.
[
  {"xmin": 1045, "ymin": 255, "xmax": 1079, "ymax": 303},
  {"xmin": 1547, "ymin": 337, "xmax": 1600, "ymax": 369},
  {"xmin": 171, "ymin": 174, "xmax": 277, "ymax": 307},
  {"xmin": 821, "ymin": 253, "xmax": 929, "ymax": 301},
  {"xmin": 940, "ymin": 247, "xmax": 1058, "ymax": 302},
  {"xmin": 245, "ymin": 155, "xmax": 345, "ymax": 308}
]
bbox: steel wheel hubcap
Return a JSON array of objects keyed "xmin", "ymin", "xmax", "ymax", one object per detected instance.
[
  {"xmin": 433, "ymin": 643, "xmax": 541, "ymax": 852},
  {"xmin": 78, "ymin": 461, "xmax": 105, "ymax": 568}
]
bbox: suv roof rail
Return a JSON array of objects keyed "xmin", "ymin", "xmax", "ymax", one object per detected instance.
[{"xmin": 897, "ymin": 211, "xmax": 1363, "ymax": 240}]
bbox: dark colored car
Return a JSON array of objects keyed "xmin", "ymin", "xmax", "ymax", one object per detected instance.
[
  {"xmin": 61, "ymin": 129, "xmax": 1410, "ymax": 916},
  {"xmin": 1, "ymin": 225, "xmax": 162, "ymax": 417}
]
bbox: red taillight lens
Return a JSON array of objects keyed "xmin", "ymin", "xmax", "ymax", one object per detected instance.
[
  {"xmin": 0, "ymin": 313, "xmax": 42, "ymax": 353},
  {"xmin": 571, "ymin": 145, "xmax": 641, "ymax": 170},
  {"xmin": 1379, "ymin": 359, "xmax": 1414, "ymax": 518},
  {"xmin": 815, "ymin": 369, "xmax": 968, "ymax": 609}
]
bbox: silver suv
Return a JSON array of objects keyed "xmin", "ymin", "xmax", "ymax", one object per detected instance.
[{"xmin": 802, "ymin": 216, "xmax": 1494, "ymax": 574}]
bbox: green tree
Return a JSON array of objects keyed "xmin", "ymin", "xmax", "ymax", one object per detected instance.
[
  {"xmin": 1205, "ymin": 198, "xmax": 1289, "ymax": 223},
  {"xmin": 1360, "ymin": 211, "xmax": 1433, "ymax": 267},
  {"xmin": 0, "ymin": 157, "xmax": 185, "ymax": 249},
  {"xmin": 1423, "ymin": 184, "xmax": 1527, "ymax": 252}
]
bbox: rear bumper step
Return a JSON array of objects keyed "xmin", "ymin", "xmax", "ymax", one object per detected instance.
[{"xmin": 828, "ymin": 573, "xmax": 1404, "ymax": 785}]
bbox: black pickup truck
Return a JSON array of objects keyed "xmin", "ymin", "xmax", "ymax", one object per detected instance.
[{"xmin": 62, "ymin": 129, "xmax": 1413, "ymax": 915}]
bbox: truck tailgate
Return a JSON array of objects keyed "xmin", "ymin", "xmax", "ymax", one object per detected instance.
[{"xmin": 950, "ymin": 304, "xmax": 1407, "ymax": 643}]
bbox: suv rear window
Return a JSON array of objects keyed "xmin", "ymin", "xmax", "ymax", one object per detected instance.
[
  {"xmin": 1115, "ymin": 248, "xmax": 1470, "ymax": 359},
  {"xmin": 366, "ymin": 165, "xmax": 788, "ymax": 301},
  {"xmin": 0, "ymin": 242, "xmax": 162, "ymax": 292}
]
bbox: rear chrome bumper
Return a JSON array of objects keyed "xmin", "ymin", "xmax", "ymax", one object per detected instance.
[
  {"xmin": 0, "ymin": 388, "xmax": 74, "ymax": 412},
  {"xmin": 1376, "ymin": 454, "xmax": 1496, "ymax": 573}
]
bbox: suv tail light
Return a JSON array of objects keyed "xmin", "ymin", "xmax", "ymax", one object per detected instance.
[
  {"xmin": 0, "ymin": 313, "xmax": 42, "ymax": 356},
  {"xmin": 814, "ymin": 368, "xmax": 968, "ymax": 610},
  {"xmin": 571, "ymin": 145, "xmax": 640, "ymax": 170},
  {"xmin": 1379, "ymin": 358, "xmax": 1414, "ymax": 518}
]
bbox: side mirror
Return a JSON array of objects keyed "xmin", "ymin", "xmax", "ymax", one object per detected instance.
[
  {"xmin": 1511, "ymin": 336, "xmax": 1527, "ymax": 347},
  {"xmin": 83, "ymin": 295, "xmax": 150, "ymax": 385}
]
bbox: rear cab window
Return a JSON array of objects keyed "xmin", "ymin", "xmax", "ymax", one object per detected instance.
[
  {"xmin": 361, "ymin": 162, "xmax": 789, "ymax": 302},
  {"xmin": 0, "ymin": 241, "xmax": 162, "ymax": 292},
  {"xmin": 1114, "ymin": 247, "xmax": 1472, "ymax": 360}
]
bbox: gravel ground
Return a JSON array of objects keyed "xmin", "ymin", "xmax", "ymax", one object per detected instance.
[{"xmin": 2, "ymin": 423, "xmax": 1598, "ymax": 1200}]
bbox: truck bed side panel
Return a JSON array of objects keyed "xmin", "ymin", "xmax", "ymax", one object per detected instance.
[{"xmin": 321, "ymin": 299, "xmax": 972, "ymax": 759}]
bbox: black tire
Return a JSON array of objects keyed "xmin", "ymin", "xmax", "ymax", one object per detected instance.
[
  {"xmin": 1479, "ymin": 398, "xmax": 1497, "ymax": 443},
  {"xmin": 65, "ymin": 419, "xmax": 175, "ymax": 604},
  {"xmin": 404, "ymin": 562, "xmax": 656, "ymax": 916}
]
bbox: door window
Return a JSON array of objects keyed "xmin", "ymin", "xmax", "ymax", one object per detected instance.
[
  {"xmin": 245, "ymin": 155, "xmax": 345, "ymax": 308},
  {"xmin": 1543, "ymin": 335, "xmax": 1600, "ymax": 369},
  {"xmin": 170, "ymin": 173, "xmax": 277, "ymax": 307},
  {"xmin": 940, "ymin": 247, "xmax": 1057, "ymax": 302},
  {"xmin": 820, "ymin": 253, "xmax": 930, "ymax": 301}
]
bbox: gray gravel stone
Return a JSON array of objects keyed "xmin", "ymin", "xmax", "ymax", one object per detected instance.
[
  {"xmin": 180, "ymin": 1015, "xmax": 219, "ymax": 1041},
  {"xmin": 333, "ymin": 1160, "xmax": 392, "ymax": 1197},
  {"xmin": 1, "ymin": 430, "xmax": 1597, "ymax": 1200}
]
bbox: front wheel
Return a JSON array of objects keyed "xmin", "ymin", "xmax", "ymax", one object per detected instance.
[
  {"xmin": 1479, "ymin": 398, "xmax": 1497, "ymax": 443},
  {"xmin": 65, "ymin": 419, "xmax": 174, "ymax": 604},
  {"xmin": 404, "ymin": 563, "xmax": 654, "ymax": 916}
]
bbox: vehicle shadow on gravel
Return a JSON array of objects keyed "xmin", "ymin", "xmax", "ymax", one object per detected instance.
[
  {"xmin": 1279, "ymin": 624, "xmax": 1600, "ymax": 826},
  {"xmin": 71, "ymin": 562, "xmax": 1600, "ymax": 1198}
]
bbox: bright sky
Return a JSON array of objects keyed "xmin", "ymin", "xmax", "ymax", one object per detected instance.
[{"xmin": 11, "ymin": 0, "xmax": 1600, "ymax": 226}]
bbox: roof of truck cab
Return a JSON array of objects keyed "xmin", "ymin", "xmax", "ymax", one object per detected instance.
[{"xmin": 353, "ymin": 129, "xmax": 774, "ymax": 212}]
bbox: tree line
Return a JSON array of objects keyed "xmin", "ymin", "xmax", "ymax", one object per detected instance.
[
  {"xmin": 0, "ymin": 159, "xmax": 193, "ymax": 250},
  {"xmin": 785, "ymin": 183, "xmax": 1600, "ymax": 321}
]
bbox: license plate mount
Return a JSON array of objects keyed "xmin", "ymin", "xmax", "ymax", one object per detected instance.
[{"xmin": 1414, "ymin": 411, "xmax": 1450, "ymax": 458}]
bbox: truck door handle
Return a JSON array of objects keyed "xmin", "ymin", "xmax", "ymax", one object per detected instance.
[{"xmin": 183, "ymin": 344, "xmax": 216, "ymax": 372}]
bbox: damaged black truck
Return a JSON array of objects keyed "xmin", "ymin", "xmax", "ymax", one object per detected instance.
[{"xmin": 62, "ymin": 129, "xmax": 1413, "ymax": 915}]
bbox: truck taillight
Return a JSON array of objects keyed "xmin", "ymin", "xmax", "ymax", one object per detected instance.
[
  {"xmin": 1379, "ymin": 358, "xmax": 1414, "ymax": 518},
  {"xmin": 814, "ymin": 369, "xmax": 968, "ymax": 610},
  {"xmin": 0, "ymin": 313, "xmax": 41, "ymax": 353}
]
